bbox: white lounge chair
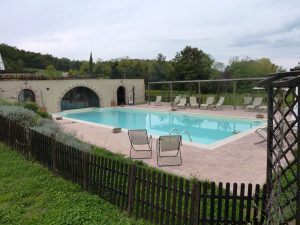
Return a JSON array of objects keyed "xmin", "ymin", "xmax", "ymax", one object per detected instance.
[
  {"xmin": 189, "ymin": 96, "xmax": 199, "ymax": 108},
  {"xmin": 156, "ymin": 135, "xmax": 182, "ymax": 166},
  {"xmin": 246, "ymin": 97, "xmax": 263, "ymax": 112},
  {"xmin": 243, "ymin": 97, "xmax": 253, "ymax": 108},
  {"xmin": 200, "ymin": 96, "xmax": 214, "ymax": 109},
  {"xmin": 155, "ymin": 96, "xmax": 162, "ymax": 106},
  {"xmin": 177, "ymin": 97, "xmax": 187, "ymax": 109},
  {"xmin": 128, "ymin": 129, "xmax": 152, "ymax": 159},
  {"xmin": 210, "ymin": 96, "xmax": 225, "ymax": 110},
  {"xmin": 173, "ymin": 95, "xmax": 181, "ymax": 106}
]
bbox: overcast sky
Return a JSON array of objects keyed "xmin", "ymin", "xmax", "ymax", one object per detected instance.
[{"xmin": 1, "ymin": 0, "xmax": 300, "ymax": 69}]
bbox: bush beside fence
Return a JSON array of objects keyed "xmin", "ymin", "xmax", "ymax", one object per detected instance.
[{"xmin": 0, "ymin": 115, "xmax": 267, "ymax": 225}]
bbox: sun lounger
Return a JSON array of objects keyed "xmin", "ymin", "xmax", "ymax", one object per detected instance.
[
  {"xmin": 128, "ymin": 129, "xmax": 152, "ymax": 159},
  {"xmin": 200, "ymin": 96, "xmax": 214, "ymax": 109},
  {"xmin": 156, "ymin": 135, "xmax": 182, "ymax": 166},
  {"xmin": 173, "ymin": 95, "xmax": 181, "ymax": 106},
  {"xmin": 155, "ymin": 96, "xmax": 162, "ymax": 106},
  {"xmin": 246, "ymin": 97, "xmax": 263, "ymax": 112},
  {"xmin": 209, "ymin": 96, "xmax": 225, "ymax": 110},
  {"xmin": 177, "ymin": 97, "xmax": 187, "ymax": 109},
  {"xmin": 243, "ymin": 97, "xmax": 253, "ymax": 108},
  {"xmin": 189, "ymin": 96, "xmax": 199, "ymax": 108}
]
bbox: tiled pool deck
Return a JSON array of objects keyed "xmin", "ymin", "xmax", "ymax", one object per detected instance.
[{"xmin": 57, "ymin": 103, "xmax": 268, "ymax": 186}]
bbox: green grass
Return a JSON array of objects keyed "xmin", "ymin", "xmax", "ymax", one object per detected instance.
[
  {"xmin": 0, "ymin": 143, "xmax": 152, "ymax": 225},
  {"xmin": 24, "ymin": 68, "xmax": 64, "ymax": 76}
]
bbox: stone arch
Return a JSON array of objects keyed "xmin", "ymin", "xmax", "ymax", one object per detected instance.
[
  {"xmin": 117, "ymin": 86, "xmax": 126, "ymax": 105},
  {"xmin": 18, "ymin": 88, "xmax": 36, "ymax": 102},
  {"xmin": 57, "ymin": 84, "xmax": 100, "ymax": 111}
]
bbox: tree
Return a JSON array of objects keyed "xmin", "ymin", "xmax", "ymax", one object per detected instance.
[
  {"xmin": 79, "ymin": 61, "xmax": 89, "ymax": 75},
  {"xmin": 89, "ymin": 52, "xmax": 93, "ymax": 75},
  {"xmin": 45, "ymin": 65, "xmax": 57, "ymax": 77},
  {"xmin": 171, "ymin": 46, "xmax": 213, "ymax": 81},
  {"xmin": 227, "ymin": 57, "xmax": 283, "ymax": 78},
  {"xmin": 210, "ymin": 62, "xmax": 225, "ymax": 79}
]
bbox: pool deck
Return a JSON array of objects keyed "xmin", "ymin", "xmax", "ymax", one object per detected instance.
[{"xmin": 57, "ymin": 103, "xmax": 268, "ymax": 186}]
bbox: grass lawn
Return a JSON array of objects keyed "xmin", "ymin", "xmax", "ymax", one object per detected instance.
[{"xmin": 0, "ymin": 143, "xmax": 152, "ymax": 225}]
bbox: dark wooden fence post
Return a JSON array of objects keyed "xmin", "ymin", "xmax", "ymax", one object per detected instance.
[
  {"xmin": 52, "ymin": 139, "xmax": 57, "ymax": 172},
  {"xmin": 83, "ymin": 152, "xmax": 90, "ymax": 191},
  {"xmin": 127, "ymin": 164, "xmax": 137, "ymax": 215},
  {"xmin": 192, "ymin": 182, "xmax": 201, "ymax": 225},
  {"xmin": 27, "ymin": 128, "xmax": 32, "ymax": 159}
]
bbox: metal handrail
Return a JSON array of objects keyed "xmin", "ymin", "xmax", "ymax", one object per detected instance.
[
  {"xmin": 181, "ymin": 130, "xmax": 192, "ymax": 142},
  {"xmin": 169, "ymin": 129, "xmax": 192, "ymax": 145}
]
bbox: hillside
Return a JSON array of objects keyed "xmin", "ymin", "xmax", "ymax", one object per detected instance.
[{"xmin": 0, "ymin": 44, "xmax": 82, "ymax": 72}]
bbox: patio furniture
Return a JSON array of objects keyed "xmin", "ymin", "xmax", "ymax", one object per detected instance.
[
  {"xmin": 209, "ymin": 96, "xmax": 225, "ymax": 110},
  {"xmin": 255, "ymin": 127, "xmax": 267, "ymax": 144},
  {"xmin": 255, "ymin": 122, "xmax": 288, "ymax": 145},
  {"xmin": 156, "ymin": 135, "xmax": 182, "ymax": 166},
  {"xmin": 246, "ymin": 97, "xmax": 263, "ymax": 112},
  {"xmin": 189, "ymin": 96, "xmax": 199, "ymax": 108},
  {"xmin": 173, "ymin": 95, "xmax": 181, "ymax": 106},
  {"xmin": 258, "ymin": 105, "xmax": 267, "ymax": 113},
  {"xmin": 155, "ymin": 96, "xmax": 162, "ymax": 106},
  {"xmin": 128, "ymin": 129, "xmax": 152, "ymax": 159},
  {"xmin": 200, "ymin": 96, "xmax": 214, "ymax": 109},
  {"xmin": 243, "ymin": 97, "xmax": 253, "ymax": 108},
  {"xmin": 177, "ymin": 97, "xmax": 187, "ymax": 109}
]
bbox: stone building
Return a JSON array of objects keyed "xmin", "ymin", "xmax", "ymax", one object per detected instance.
[{"xmin": 0, "ymin": 78, "xmax": 145, "ymax": 113}]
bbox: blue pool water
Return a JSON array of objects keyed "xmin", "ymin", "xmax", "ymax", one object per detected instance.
[{"xmin": 58, "ymin": 108, "xmax": 263, "ymax": 145}]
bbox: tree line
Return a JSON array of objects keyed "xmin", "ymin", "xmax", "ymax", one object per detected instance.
[{"xmin": 0, "ymin": 43, "xmax": 285, "ymax": 83}]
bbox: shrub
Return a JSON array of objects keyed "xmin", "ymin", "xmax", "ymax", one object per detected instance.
[
  {"xmin": 17, "ymin": 101, "xmax": 39, "ymax": 113},
  {"xmin": 0, "ymin": 105, "xmax": 37, "ymax": 127},
  {"xmin": 33, "ymin": 119, "xmax": 91, "ymax": 152},
  {"xmin": 37, "ymin": 111, "xmax": 50, "ymax": 118}
]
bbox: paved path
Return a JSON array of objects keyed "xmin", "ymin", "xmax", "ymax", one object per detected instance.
[{"xmin": 58, "ymin": 104, "xmax": 267, "ymax": 186}]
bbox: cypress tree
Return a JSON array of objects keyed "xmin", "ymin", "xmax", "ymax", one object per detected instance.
[{"xmin": 89, "ymin": 52, "xmax": 93, "ymax": 76}]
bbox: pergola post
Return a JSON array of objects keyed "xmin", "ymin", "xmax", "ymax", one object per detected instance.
[
  {"xmin": 170, "ymin": 82, "xmax": 173, "ymax": 104},
  {"xmin": 198, "ymin": 82, "xmax": 201, "ymax": 102},
  {"xmin": 266, "ymin": 85, "xmax": 273, "ymax": 211},
  {"xmin": 148, "ymin": 82, "xmax": 150, "ymax": 105},
  {"xmin": 233, "ymin": 81, "xmax": 236, "ymax": 110},
  {"xmin": 297, "ymin": 84, "xmax": 300, "ymax": 225}
]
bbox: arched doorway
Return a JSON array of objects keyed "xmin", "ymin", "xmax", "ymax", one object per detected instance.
[
  {"xmin": 60, "ymin": 86, "xmax": 100, "ymax": 111},
  {"xmin": 117, "ymin": 86, "xmax": 126, "ymax": 105},
  {"xmin": 18, "ymin": 89, "xmax": 35, "ymax": 102}
]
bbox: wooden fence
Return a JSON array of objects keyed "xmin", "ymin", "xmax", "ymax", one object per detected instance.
[{"xmin": 0, "ymin": 116, "xmax": 267, "ymax": 225}]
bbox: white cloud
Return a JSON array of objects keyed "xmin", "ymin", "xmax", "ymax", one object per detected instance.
[{"xmin": 1, "ymin": 0, "xmax": 300, "ymax": 69}]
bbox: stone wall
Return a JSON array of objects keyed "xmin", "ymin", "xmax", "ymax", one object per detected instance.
[{"xmin": 0, "ymin": 79, "xmax": 145, "ymax": 113}]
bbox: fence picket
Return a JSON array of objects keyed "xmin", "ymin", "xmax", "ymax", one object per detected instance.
[
  {"xmin": 160, "ymin": 174, "xmax": 167, "ymax": 225},
  {"xmin": 210, "ymin": 182, "xmax": 215, "ymax": 225},
  {"xmin": 149, "ymin": 171, "xmax": 156, "ymax": 223},
  {"xmin": 176, "ymin": 178, "xmax": 184, "ymax": 225},
  {"xmin": 171, "ymin": 176, "xmax": 178, "ymax": 225},
  {"xmin": 165, "ymin": 175, "xmax": 172, "ymax": 225},
  {"xmin": 224, "ymin": 183, "xmax": 230, "ymax": 225},
  {"xmin": 155, "ymin": 173, "xmax": 161, "ymax": 224},
  {"xmin": 238, "ymin": 183, "xmax": 245, "ymax": 224},
  {"xmin": 246, "ymin": 184, "xmax": 253, "ymax": 222},
  {"xmin": 232, "ymin": 183, "xmax": 238, "ymax": 222},
  {"xmin": 253, "ymin": 184, "xmax": 260, "ymax": 225}
]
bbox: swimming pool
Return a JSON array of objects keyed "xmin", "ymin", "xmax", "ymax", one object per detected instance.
[{"xmin": 56, "ymin": 107, "xmax": 264, "ymax": 147}]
